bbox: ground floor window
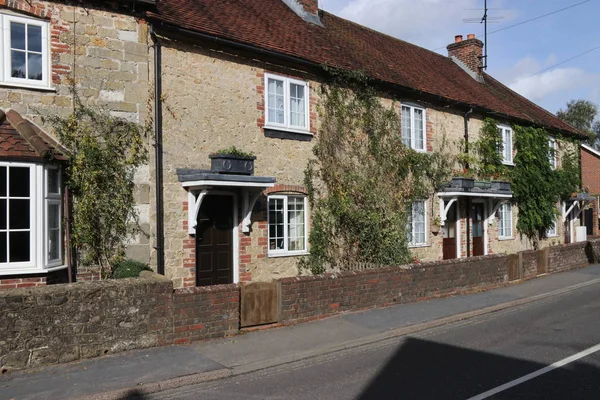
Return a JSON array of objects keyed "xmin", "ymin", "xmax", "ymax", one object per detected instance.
[
  {"xmin": 498, "ymin": 203, "xmax": 513, "ymax": 239},
  {"xmin": 268, "ymin": 195, "xmax": 307, "ymax": 256},
  {"xmin": 408, "ymin": 200, "xmax": 427, "ymax": 246},
  {"xmin": 0, "ymin": 162, "xmax": 63, "ymax": 274}
]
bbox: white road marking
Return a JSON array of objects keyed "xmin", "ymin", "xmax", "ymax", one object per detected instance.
[{"xmin": 467, "ymin": 342, "xmax": 600, "ymax": 400}]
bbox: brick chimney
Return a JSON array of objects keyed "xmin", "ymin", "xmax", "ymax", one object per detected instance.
[
  {"xmin": 282, "ymin": 0, "xmax": 322, "ymax": 25},
  {"xmin": 447, "ymin": 33, "xmax": 484, "ymax": 78},
  {"xmin": 296, "ymin": 0, "xmax": 318, "ymax": 14}
]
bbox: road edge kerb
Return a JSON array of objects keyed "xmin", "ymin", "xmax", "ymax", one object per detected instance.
[
  {"xmin": 74, "ymin": 368, "xmax": 232, "ymax": 400},
  {"xmin": 77, "ymin": 277, "xmax": 600, "ymax": 399}
]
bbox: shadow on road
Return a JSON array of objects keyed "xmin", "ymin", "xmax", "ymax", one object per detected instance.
[
  {"xmin": 119, "ymin": 389, "xmax": 148, "ymax": 399},
  {"xmin": 358, "ymin": 337, "xmax": 600, "ymax": 399}
]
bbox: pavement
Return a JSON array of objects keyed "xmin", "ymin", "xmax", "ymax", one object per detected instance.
[{"xmin": 2, "ymin": 265, "xmax": 600, "ymax": 400}]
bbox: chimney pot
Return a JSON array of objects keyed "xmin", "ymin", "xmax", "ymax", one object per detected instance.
[
  {"xmin": 455, "ymin": 35, "xmax": 463, "ymax": 43},
  {"xmin": 467, "ymin": 33, "xmax": 475, "ymax": 40}
]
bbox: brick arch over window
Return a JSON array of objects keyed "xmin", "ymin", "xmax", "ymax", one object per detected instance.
[{"xmin": 264, "ymin": 184, "xmax": 308, "ymax": 196}]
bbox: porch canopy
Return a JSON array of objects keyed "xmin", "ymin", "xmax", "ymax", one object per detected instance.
[
  {"xmin": 177, "ymin": 169, "xmax": 275, "ymax": 234},
  {"xmin": 563, "ymin": 192, "xmax": 595, "ymax": 223},
  {"xmin": 437, "ymin": 179, "xmax": 513, "ymax": 225}
]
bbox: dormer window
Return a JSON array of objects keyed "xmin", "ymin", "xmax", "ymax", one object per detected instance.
[
  {"xmin": 0, "ymin": 14, "xmax": 50, "ymax": 89},
  {"xmin": 264, "ymin": 73, "xmax": 310, "ymax": 134}
]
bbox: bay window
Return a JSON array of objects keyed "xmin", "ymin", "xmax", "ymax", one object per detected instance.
[
  {"xmin": 0, "ymin": 162, "xmax": 64, "ymax": 275},
  {"xmin": 268, "ymin": 195, "xmax": 308, "ymax": 256}
]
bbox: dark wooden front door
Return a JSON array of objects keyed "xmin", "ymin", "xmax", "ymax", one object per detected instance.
[
  {"xmin": 443, "ymin": 203, "xmax": 457, "ymax": 260},
  {"xmin": 471, "ymin": 203, "xmax": 485, "ymax": 256},
  {"xmin": 195, "ymin": 195, "xmax": 234, "ymax": 286}
]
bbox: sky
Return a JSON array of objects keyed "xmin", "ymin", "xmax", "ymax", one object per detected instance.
[{"xmin": 319, "ymin": 0, "xmax": 600, "ymax": 115}]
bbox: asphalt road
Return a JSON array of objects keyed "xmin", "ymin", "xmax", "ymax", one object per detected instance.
[{"xmin": 141, "ymin": 283, "xmax": 600, "ymax": 400}]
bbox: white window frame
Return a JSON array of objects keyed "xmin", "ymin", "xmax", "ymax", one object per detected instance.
[
  {"xmin": 0, "ymin": 13, "xmax": 51, "ymax": 89},
  {"xmin": 498, "ymin": 125, "xmax": 513, "ymax": 165},
  {"xmin": 45, "ymin": 166, "xmax": 62, "ymax": 267},
  {"xmin": 498, "ymin": 202, "xmax": 513, "ymax": 239},
  {"xmin": 547, "ymin": 219, "xmax": 558, "ymax": 237},
  {"xmin": 408, "ymin": 200, "xmax": 428, "ymax": 247},
  {"xmin": 267, "ymin": 195, "xmax": 309, "ymax": 257},
  {"xmin": 0, "ymin": 162, "xmax": 65, "ymax": 275},
  {"xmin": 548, "ymin": 137, "xmax": 557, "ymax": 169},
  {"xmin": 401, "ymin": 104, "xmax": 427, "ymax": 152},
  {"xmin": 264, "ymin": 73, "xmax": 310, "ymax": 135}
]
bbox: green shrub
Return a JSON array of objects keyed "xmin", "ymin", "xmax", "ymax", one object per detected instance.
[{"xmin": 111, "ymin": 259, "xmax": 152, "ymax": 279}]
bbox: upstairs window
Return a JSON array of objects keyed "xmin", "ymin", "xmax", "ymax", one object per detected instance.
[
  {"xmin": 264, "ymin": 73, "xmax": 310, "ymax": 134},
  {"xmin": 401, "ymin": 105, "xmax": 426, "ymax": 151},
  {"xmin": 407, "ymin": 200, "xmax": 427, "ymax": 246},
  {"xmin": 498, "ymin": 125, "xmax": 513, "ymax": 165},
  {"xmin": 548, "ymin": 137, "xmax": 557, "ymax": 169},
  {"xmin": 0, "ymin": 14, "xmax": 49, "ymax": 88}
]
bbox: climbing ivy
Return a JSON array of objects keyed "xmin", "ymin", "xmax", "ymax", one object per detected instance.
[
  {"xmin": 511, "ymin": 125, "xmax": 580, "ymax": 247},
  {"xmin": 44, "ymin": 99, "xmax": 148, "ymax": 277},
  {"xmin": 300, "ymin": 68, "xmax": 455, "ymax": 274}
]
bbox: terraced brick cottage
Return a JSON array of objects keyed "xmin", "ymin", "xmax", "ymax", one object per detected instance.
[
  {"xmin": 145, "ymin": 0, "xmax": 586, "ymax": 288},
  {"xmin": 0, "ymin": 0, "xmax": 587, "ymax": 289}
]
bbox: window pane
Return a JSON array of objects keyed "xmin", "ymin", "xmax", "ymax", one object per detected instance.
[
  {"xmin": 27, "ymin": 53, "xmax": 43, "ymax": 80},
  {"xmin": 9, "ymin": 167, "xmax": 30, "ymax": 197},
  {"xmin": 47, "ymin": 169, "xmax": 60, "ymax": 194},
  {"xmin": 11, "ymin": 50, "xmax": 26, "ymax": 79},
  {"xmin": 49, "ymin": 228, "xmax": 60, "ymax": 260},
  {"xmin": 27, "ymin": 24, "xmax": 42, "ymax": 52},
  {"xmin": 9, "ymin": 231, "xmax": 30, "ymax": 262},
  {"xmin": 0, "ymin": 232, "xmax": 5, "ymax": 263},
  {"xmin": 267, "ymin": 78, "xmax": 284, "ymax": 124},
  {"xmin": 414, "ymin": 108, "xmax": 424, "ymax": 150},
  {"xmin": 0, "ymin": 166, "xmax": 6, "ymax": 197},
  {"xmin": 287, "ymin": 197, "xmax": 305, "ymax": 251},
  {"xmin": 290, "ymin": 83, "xmax": 306, "ymax": 128},
  {"xmin": 48, "ymin": 203, "xmax": 60, "ymax": 229},
  {"xmin": 10, "ymin": 22, "xmax": 26, "ymax": 50},
  {"xmin": 412, "ymin": 201, "xmax": 425, "ymax": 244},
  {"xmin": 401, "ymin": 106, "xmax": 411, "ymax": 147},
  {"xmin": 0, "ymin": 199, "xmax": 5, "ymax": 229},
  {"xmin": 9, "ymin": 199, "xmax": 30, "ymax": 229},
  {"xmin": 268, "ymin": 198, "xmax": 285, "ymax": 250}
]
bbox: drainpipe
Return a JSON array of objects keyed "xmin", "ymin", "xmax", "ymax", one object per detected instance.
[
  {"xmin": 151, "ymin": 25, "xmax": 165, "ymax": 276},
  {"xmin": 464, "ymin": 108, "xmax": 473, "ymax": 257}
]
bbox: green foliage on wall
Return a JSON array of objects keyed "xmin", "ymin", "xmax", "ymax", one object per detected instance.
[
  {"xmin": 44, "ymin": 100, "xmax": 148, "ymax": 276},
  {"xmin": 511, "ymin": 125, "xmax": 580, "ymax": 247},
  {"xmin": 301, "ymin": 68, "xmax": 454, "ymax": 274}
]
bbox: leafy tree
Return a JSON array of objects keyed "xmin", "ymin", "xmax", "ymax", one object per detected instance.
[
  {"xmin": 556, "ymin": 99, "xmax": 600, "ymax": 146},
  {"xmin": 44, "ymin": 100, "xmax": 148, "ymax": 277}
]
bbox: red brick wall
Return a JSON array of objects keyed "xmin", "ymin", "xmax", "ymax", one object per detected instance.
[
  {"xmin": 582, "ymin": 147, "xmax": 600, "ymax": 195},
  {"xmin": 0, "ymin": 269, "xmax": 69, "ymax": 290},
  {"xmin": 548, "ymin": 242, "xmax": 589, "ymax": 273},
  {"xmin": 521, "ymin": 249, "xmax": 538, "ymax": 279},
  {"xmin": 279, "ymin": 254, "xmax": 509, "ymax": 324},
  {"xmin": 172, "ymin": 284, "xmax": 240, "ymax": 344}
]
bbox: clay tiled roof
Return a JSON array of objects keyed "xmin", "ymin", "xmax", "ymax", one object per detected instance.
[
  {"xmin": 0, "ymin": 109, "xmax": 67, "ymax": 161},
  {"xmin": 148, "ymin": 0, "xmax": 582, "ymax": 137}
]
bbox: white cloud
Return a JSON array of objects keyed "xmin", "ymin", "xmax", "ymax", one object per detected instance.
[
  {"xmin": 337, "ymin": 0, "xmax": 516, "ymax": 51},
  {"xmin": 501, "ymin": 55, "xmax": 600, "ymax": 102}
]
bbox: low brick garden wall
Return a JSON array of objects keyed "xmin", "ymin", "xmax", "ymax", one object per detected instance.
[{"xmin": 1, "ymin": 239, "xmax": 599, "ymax": 371}]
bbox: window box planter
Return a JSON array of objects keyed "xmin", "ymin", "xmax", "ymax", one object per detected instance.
[
  {"xmin": 491, "ymin": 180, "xmax": 511, "ymax": 192},
  {"xmin": 209, "ymin": 153, "xmax": 256, "ymax": 175},
  {"xmin": 451, "ymin": 177, "xmax": 475, "ymax": 190}
]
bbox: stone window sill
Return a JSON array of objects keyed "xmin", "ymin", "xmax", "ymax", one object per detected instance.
[{"xmin": 264, "ymin": 128, "xmax": 313, "ymax": 142}]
